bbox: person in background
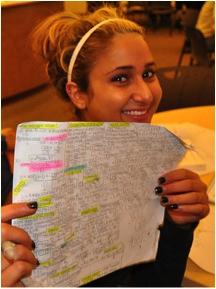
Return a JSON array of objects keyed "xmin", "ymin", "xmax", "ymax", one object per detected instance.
[
  {"xmin": 196, "ymin": 1, "xmax": 215, "ymax": 50},
  {"xmin": 1, "ymin": 6, "xmax": 209, "ymax": 287}
]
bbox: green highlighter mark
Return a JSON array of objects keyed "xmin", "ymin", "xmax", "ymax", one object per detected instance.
[
  {"xmin": 38, "ymin": 195, "xmax": 53, "ymax": 208},
  {"xmin": 46, "ymin": 226, "xmax": 59, "ymax": 234},
  {"xmin": 109, "ymin": 122, "xmax": 130, "ymax": 128},
  {"xmin": 68, "ymin": 122, "xmax": 104, "ymax": 128},
  {"xmin": 40, "ymin": 259, "xmax": 53, "ymax": 267},
  {"xmin": 20, "ymin": 123, "xmax": 59, "ymax": 129},
  {"xmin": 64, "ymin": 165, "xmax": 86, "ymax": 175},
  {"xmin": 82, "ymin": 271, "xmax": 101, "ymax": 284},
  {"xmin": 13, "ymin": 179, "xmax": 28, "ymax": 196},
  {"xmin": 84, "ymin": 174, "xmax": 99, "ymax": 183},
  {"xmin": 81, "ymin": 206, "xmax": 99, "ymax": 216},
  {"xmin": 51, "ymin": 264, "xmax": 77, "ymax": 278}
]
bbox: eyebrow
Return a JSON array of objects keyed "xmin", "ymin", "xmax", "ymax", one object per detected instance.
[{"xmin": 106, "ymin": 62, "xmax": 156, "ymax": 75}]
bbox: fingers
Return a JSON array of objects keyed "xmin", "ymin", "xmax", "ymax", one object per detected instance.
[
  {"xmin": 165, "ymin": 203, "xmax": 210, "ymax": 218},
  {"xmin": 1, "ymin": 260, "xmax": 34, "ymax": 287},
  {"xmin": 160, "ymin": 169, "xmax": 199, "ymax": 183},
  {"xmin": 1, "ymin": 202, "xmax": 38, "ymax": 222},
  {"xmin": 1, "ymin": 202, "xmax": 39, "ymax": 287},
  {"xmin": 3, "ymin": 243, "xmax": 39, "ymax": 266},
  {"xmin": 2, "ymin": 253, "xmax": 12, "ymax": 271},
  {"xmin": 165, "ymin": 211, "xmax": 200, "ymax": 225},
  {"xmin": 1, "ymin": 223, "xmax": 34, "ymax": 249},
  {"xmin": 166, "ymin": 204, "xmax": 210, "ymax": 224},
  {"xmin": 160, "ymin": 191, "xmax": 209, "ymax": 206},
  {"xmin": 158, "ymin": 179, "xmax": 207, "ymax": 195},
  {"xmin": 157, "ymin": 169, "xmax": 209, "ymax": 224}
]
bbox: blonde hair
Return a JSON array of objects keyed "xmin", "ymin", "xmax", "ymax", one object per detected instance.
[{"xmin": 32, "ymin": 6, "xmax": 144, "ymax": 102}]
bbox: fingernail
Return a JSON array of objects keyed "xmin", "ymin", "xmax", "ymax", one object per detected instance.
[
  {"xmin": 169, "ymin": 204, "xmax": 178, "ymax": 210},
  {"xmin": 27, "ymin": 201, "xmax": 38, "ymax": 209},
  {"xmin": 157, "ymin": 224, "xmax": 163, "ymax": 231},
  {"xmin": 32, "ymin": 240, "xmax": 36, "ymax": 250},
  {"xmin": 161, "ymin": 196, "xmax": 168, "ymax": 204},
  {"xmin": 158, "ymin": 177, "xmax": 166, "ymax": 184},
  {"xmin": 155, "ymin": 186, "xmax": 163, "ymax": 195},
  {"xmin": 36, "ymin": 259, "xmax": 40, "ymax": 266}
]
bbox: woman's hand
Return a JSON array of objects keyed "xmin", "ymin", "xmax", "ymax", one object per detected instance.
[
  {"xmin": 155, "ymin": 169, "xmax": 209, "ymax": 225},
  {"xmin": 1, "ymin": 202, "xmax": 39, "ymax": 287}
]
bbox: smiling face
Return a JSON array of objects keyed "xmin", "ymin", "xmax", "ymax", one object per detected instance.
[{"xmin": 74, "ymin": 33, "xmax": 162, "ymax": 123}]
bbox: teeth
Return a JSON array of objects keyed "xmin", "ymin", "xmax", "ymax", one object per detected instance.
[{"xmin": 123, "ymin": 110, "xmax": 147, "ymax": 116}]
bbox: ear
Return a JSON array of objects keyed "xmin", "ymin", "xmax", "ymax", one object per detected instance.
[{"xmin": 66, "ymin": 82, "xmax": 88, "ymax": 110}]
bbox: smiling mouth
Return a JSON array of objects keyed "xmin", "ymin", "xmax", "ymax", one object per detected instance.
[{"xmin": 122, "ymin": 110, "xmax": 148, "ymax": 116}]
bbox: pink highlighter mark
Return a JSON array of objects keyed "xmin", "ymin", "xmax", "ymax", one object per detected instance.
[
  {"xmin": 21, "ymin": 160, "xmax": 64, "ymax": 172},
  {"xmin": 43, "ymin": 133, "xmax": 68, "ymax": 142}
]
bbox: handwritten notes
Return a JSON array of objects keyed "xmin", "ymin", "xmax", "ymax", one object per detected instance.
[{"xmin": 12, "ymin": 121, "xmax": 186, "ymax": 287}]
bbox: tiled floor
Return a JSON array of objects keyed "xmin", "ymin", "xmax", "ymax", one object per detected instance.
[{"xmin": 2, "ymin": 28, "xmax": 191, "ymax": 129}]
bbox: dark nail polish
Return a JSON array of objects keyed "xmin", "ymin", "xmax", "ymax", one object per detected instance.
[
  {"xmin": 157, "ymin": 224, "xmax": 163, "ymax": 231},
  {"xmin": 158, "ymin": 177, "xmax": 166, "ymax": 184},
  {"xmin": 27, "ymin": 201, "xmax": 38, "ymax": 209},
  {"xmin": 36, "ymin": 259, "xmax": 40, "ymax": 266},
  {"xmin": 161, "ymin": 196, "xmax": 168, "ymax": 204},
  {"xmin": 169, "ymin": 204, "xmax": 178, "ymax": 210},
  {"xmin": 155, "ymin": 186, "xmax": 163, "ymax": 195},
  {"xmin": 32, "ymin": 240, "xmax": 36, "ymax": 250}
]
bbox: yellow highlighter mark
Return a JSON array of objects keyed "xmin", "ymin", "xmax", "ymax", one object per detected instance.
[
  {"xmin": 68, "ymin": 122, "xmax": 104, "ymax": 128},
  {"xmin": 38, "ymin": 195, "xmax": 53, "ymax": 208},
  {"xmin": 104, "ymin": 244, "xmax": 120, "ymax": 254},
  {"xmin": 51, "ymin": 264, "xmax": 77, "ymax": 278},
  {"xmin": 81, "ymin": 206, "xmax": 99, "ymax": 216},
  {"xmin": 20, "ymin": 123, "xmax": 59, "ymax": 129},
  {"xmin": 22, "ymin": 211, "xmax": 55, "ymax": 220},
  {"xmin": 13, "ymin": 179, "xmax": 28, "ymax": 196},
  {"xmin": 109, "ymin": 122, "xmax": 130, "ymax": 128},
  {"xmin": 82, "ymin": 271, "xmax": 101, "ymax": 284},
  {"xmin": 84, "ymin": 174, "xmax": 99, "ymax": 184},
  {"xmin": 60, "ymin": 232, "xmax": 75, "ymax": 248},
  {"xmin": 40, "ymin": 259, "xmax": 53, "ymax": 267},
  {"xmin": 65, "ymin": 232, "xmax": 75, "ymax": 241},
  {"xmin": 47, "ymin": 226, "xmax": 59, "ymax": 234}
]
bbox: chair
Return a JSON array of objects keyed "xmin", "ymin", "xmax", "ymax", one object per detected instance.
[
  {"xmin": 175, "ymin": 9, "xmax": 200, "ymax": 77},
  {"xmin": 125, "ymin": 2, "xmax": 150, "ymax": 30},
  {"xmin": 147, "ymin": 1, "xmax": 176, "ymax": 35},
  {"xmin": 185, "ymin": 27, "xmax": 215, "ymax": 66},
  {"xmin": 157, "ymin": 66, "xmax": 215, "ymax": 112}
]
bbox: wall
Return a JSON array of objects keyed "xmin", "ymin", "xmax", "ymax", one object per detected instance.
[
  {"xmin": 64, "ymin": 1, "xmax": 87, "ymax": 14},
  {"xmin": 2, "ymin": 1, "xmax": 64, "ymax": 99}
]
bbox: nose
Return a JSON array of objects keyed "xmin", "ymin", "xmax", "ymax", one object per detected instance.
[{"xmin": 130, "ymin": 78, "xmax": 153, "ymax": 104}]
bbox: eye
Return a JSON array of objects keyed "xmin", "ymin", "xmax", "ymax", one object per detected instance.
[
  {"xmin": 143, "ymin": 69, "xmax": 156, "ymax": 80},
  {"xmin": 111, "ymin": 74, "xmax": 128, "ymax": 83}
]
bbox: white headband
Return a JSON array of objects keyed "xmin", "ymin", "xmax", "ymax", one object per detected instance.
[{"xmin": 67, "ymin": 18, "xmax": 115, "ymax": 83}]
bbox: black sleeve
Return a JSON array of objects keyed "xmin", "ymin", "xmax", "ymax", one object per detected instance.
[
  {"xmin": 132, "ymin": 215, "xmax": 198, "ymax": 287},
  {"xmin": 1, "ymin": 136, "xmax": 13, "ymax": 205}
]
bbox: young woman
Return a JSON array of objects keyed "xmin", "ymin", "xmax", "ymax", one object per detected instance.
[{"xmin": 1, "ymin": 7, "xmax": 209, "ymax": 287}]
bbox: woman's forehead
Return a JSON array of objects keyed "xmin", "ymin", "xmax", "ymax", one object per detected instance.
[{"xmin": 93, "ymin": 33, "xmax": 154, "ymax": 73}]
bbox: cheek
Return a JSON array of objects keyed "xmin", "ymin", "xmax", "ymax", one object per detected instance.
[{"xmin": 151, "ymin": 81, "xmax": 162, "ymax": 104}]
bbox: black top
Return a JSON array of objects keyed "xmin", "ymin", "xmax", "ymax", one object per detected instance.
[{"xmin": 1, "ymin": 135, "xmax": 13, "ymax": 205}]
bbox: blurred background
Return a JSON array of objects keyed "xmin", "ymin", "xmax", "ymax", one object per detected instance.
[
  {"xmin": 1, "ymin": 2, "xmax": 215, "ymax": 287},
  {"xmin": 1, "ymin": 1, "xmax": 215, "ymax": 129}
]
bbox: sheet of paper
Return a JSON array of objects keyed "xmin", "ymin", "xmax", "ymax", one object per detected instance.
[
  {"xmin": 12, "ymin": 121, "xmax": 186, "ymax": 287},
  {"xmin": 159, "ymin": 123, "xmax": 214, "ymax": 175}
]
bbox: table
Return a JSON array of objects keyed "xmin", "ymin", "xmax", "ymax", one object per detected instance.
[{"xmin": 152, "ymin": 105, "xmax": 215, "ymax": 287}]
